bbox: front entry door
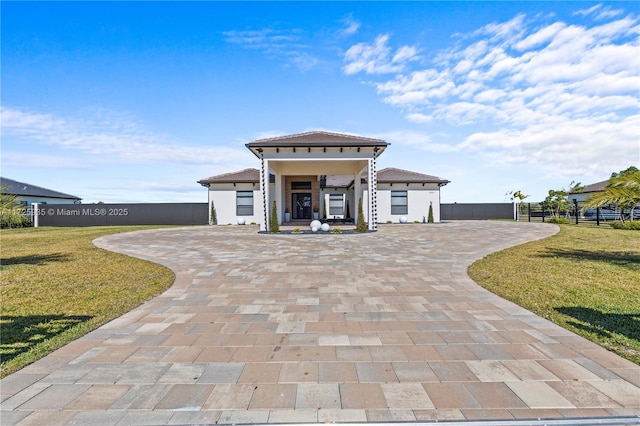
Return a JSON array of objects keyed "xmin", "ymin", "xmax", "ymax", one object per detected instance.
[{"xmin": 293, "ymin": 193, "xmax": 312, "ymax": 220}]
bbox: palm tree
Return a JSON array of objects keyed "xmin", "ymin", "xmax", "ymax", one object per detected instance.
[{"xmin": 582, "ymin": 171, "xmax": 640, "ymax": 222}]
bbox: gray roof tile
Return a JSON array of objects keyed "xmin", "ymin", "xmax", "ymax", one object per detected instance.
[
  {"xmin": 0, "ymin": 177, "xmax": 81, "ymax": 200},
  {"xmin": 377, "ymin": 167, "xmax": 449, "ymax": 185},
  {"xmin": 198, "ymin": 168, "xmax": 276, "ymax": 185},
  {"xmin": 246, "ymin": 131, "xmax": 388, "ymax": 148},
  {"xmin": 579, "ymin": 179, "xmax": 609, "ymax": 193}
]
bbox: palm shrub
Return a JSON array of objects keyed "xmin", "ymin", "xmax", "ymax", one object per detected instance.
[
  {"xmin": 355, "ymin": 197, "xmax": 367, "ymax": 233},
  {"xmin": 269, "ymin": 201, "xmax": 280, "ymax": 233},
  {"xmin": 583, "ymin": 170, "xmax": 640, "ymax": 223},
  {"xmin": 0, "ymin": 188, "xmax": 29, "ymax": 229},
  {"xmin": 427, "ymin": 201, "xmax": 434, "ymax": 223}
]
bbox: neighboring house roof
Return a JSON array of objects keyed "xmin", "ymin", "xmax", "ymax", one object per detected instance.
[
  {"xmin": 377, "ymin": 167, "xmax": 450, "ymax": 186},
  {"xmin": 198, "ymin": 168, "xmax": 275, "ymax": 186},
  {"xmin": 577, "ymin": 179, "xmax": 609, "ymax": 194},
  {"xmin": 0, "ymin": 177, "xmax": 81, "ymax": 201},
  {"xmin": 246, "ymin": 131, "xmax": 389, "ymax": 149}
]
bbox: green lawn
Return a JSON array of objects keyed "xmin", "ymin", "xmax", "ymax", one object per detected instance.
[
  {"xmin": 0, "ymin": 226, "xmax": 175, "ymax": 377},
  {"xmin": 469, "ymin": 224, "xmax": 640, "ymax": 365}
]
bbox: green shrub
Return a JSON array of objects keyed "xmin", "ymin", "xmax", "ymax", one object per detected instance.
[
  {"xmin": 0, "ymin": 208, "xmax": 31, "ymax": 229},
  {"xmin": 331, "ymin": 227, "xmax": 342, "ymax": 233},
  {"xmin": 427, "ymin": 201, "xmax": 434, "ymax": 223},
  {"xmin": 210, "ymin": 201, "xmax": 217, "ymax": 225},
  {"xmin": 269, "ymin": 201, "xmax": 280, "ymax": 233},
  {"xmin": 355, "ymin": 198, "xmax": 367, "ymax": 233},
  {"xmin": 610, "ymin": 221, "xmax": 640, "ymax": 230},
  {"xmin": 548, "ymin": 216, "xmax": 570, "ymax": 224},
  {"xmin": 292, "ymin": 228, "xmax": 302, "ymax": 233},
  {"xmin": 0, "ymin": 189, "xmax": 30, "ymax": 229},
  {"xmin": 386, "ymin": 220, "xmax": 392, "ymax": 224}
]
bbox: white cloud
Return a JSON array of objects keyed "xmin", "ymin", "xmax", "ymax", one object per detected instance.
[
  {"xmin": 475, "ymin": 13, "xmax": 526, "ymax": 42},
  {"xmin": 458, "ymin": 115, "xmax": 640, "ymax": 177},
  {"xmin": 223, "ymin": 28, "xmax": 303, "ymax": 48},
  {"xmin": 1, "ymin": 107, "xmax": 250, "ymax": 166},
  {"xmin": 343, "ymin": 34, "xmax": 419, "ymax": 75},
  {"xmin": 405, "ymin": 113, "xmax": 432, "ymax": 123},
  {"xmin": 574, "ymin": 4, "xmax": 625, "ymax": 21},
  {"xmin": 223, "ymin": 27, "xmax": 318, "ymax": 71},
  {"xmin": 339, "ymin": 15, "xmax": 360, "ymax": 37},
  {"xmin": 375, "ymin": 130, "xmax": 459, "ymax": 153},
  {"xmin": 0, "ymin": 151, "xmax": 92, "ymax": 169},
  {"xmin": 515, "ymin": 22, "xmax": 566, "ymax": 51},
  {"xmin": 343, "ymin": 7, "xmax": 639, "ymax": 180}
]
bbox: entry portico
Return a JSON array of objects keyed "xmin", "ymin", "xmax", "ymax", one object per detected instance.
[{"xmin": 245, "ymin": 131, "xmax": 389, "ymax": 232}]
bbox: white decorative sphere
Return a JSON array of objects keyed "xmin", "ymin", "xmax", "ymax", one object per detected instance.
[
  {"xmin": 237, "ymin": 217, "xmax": 246, "ymax": 225},
  {"xmin": 310, "ymin": 220, "xmax": 321, "ymax": 229},
  {"xmin": 311, "ymin": 225, "xmax": 320, "ymax": 233},
  {"xmin": 320, "ymin": 223, "xmax": 330, "ymax": 232},
  {"xmin": 399, "ymin": 216, "xmax": 408, "ymax": 223}
]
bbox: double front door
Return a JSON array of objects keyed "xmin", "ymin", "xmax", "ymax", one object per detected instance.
[{"xmin": 292, "ymin": 193, "xmax": 312, "ymax": 220}]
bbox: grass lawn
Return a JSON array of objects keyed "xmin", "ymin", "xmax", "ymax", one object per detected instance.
[
  {"xmin": 469, "ymin": 224, "xmax": 640, "ymax": 365},
  {"xmin": 0, "ymin": 226, "xmax": 175, "ymax": 378}
]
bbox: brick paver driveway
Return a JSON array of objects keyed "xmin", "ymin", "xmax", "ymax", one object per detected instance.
[{"xmin": 2, "ymin": 221, "xmax": 639, "ymax": 425}]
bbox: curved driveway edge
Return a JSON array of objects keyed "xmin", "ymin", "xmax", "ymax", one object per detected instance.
[{"xmin": 2, "ymin": 221, "xmax": 639, "ymax": 425}]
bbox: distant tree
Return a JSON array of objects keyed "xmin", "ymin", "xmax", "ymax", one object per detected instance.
[
  {"xmin": 542, "ymin": 181, "xmax": 582, "ymax": 218},
  {"xmin": 506, "ymin": 190, "xmax": 529, "ymax": 203},
  {"xmin": 355, "ymin": 197, "xmax": 367, "ymax": 233},
  {"xmin": 611, "ymin": 166, "xmax": 639, "ymax": 179},
  {"xmin": 583, "ymin": 170, "xmax": 640, "ymax": 222},
  {"xmin": 269, "ymin": 201, "xmax": 280, "ymax": 232},
  {"xmin": 506, "ymin": 190, "xmax": 529, "ymax": 218}
]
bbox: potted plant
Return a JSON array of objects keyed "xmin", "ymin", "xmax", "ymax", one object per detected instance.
[
  {"xmin": 284, "ymin": 207, "xmax": 291, "ymax": 222},
  {"xmin": 313, "ymin": 205, "xmax": 319, "ymax": 220}
]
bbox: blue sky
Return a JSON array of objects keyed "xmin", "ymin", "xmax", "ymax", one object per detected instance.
[{"xmin": 2, "ymin": 1, "xmax": 639, "ymax": 203}]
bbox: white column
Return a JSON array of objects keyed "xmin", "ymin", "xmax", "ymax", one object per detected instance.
[
  {"xmin": 368, "ymin": 157, "xmax": 378, "ymax": 231},
  {"xmin": 260, "ymin": 155, "xmax": 269, "ymax": 231},
  {"xmin": 354, "ymin": 170, "xmax": 362, "ymax": 225},
  {"xmin": 32, "ymin": 203, "xmax": 39, "ymax": 227},
  {"xmin": 275, "ymin": 172, "xmax": 283, "ymax": 224}
]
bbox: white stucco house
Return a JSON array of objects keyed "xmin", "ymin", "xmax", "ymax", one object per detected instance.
[
  {"xmin": 198, "ymin": 131, "xmax": 449, "ymax": 231},
  {"xmin": 568, "ymin": 179, "xmax": 609, "ymax": 204}
]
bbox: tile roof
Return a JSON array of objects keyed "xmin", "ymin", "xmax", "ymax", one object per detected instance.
[
  {"xmin": 198, "ymin": 168, "xmax": 277, "ymax": 186},
  {"xmin": 376, "ymin": 167, "xmax": 450, "ymax": 185},
  {"xmin": 0, "ymin": 177, "xmax": 81, "ymax": 200},
  {"xmin": 578, "ymin": 179, "xmax": 609, "ymax": 193},
  {"xmin": 199, "ymin": 167, "xmax": 450, "ymax": 187},
  {"xmin": 246, "ymin": 131, "xmax": 389, "ymax": 148},
  {"xmin": 198, "ymin": 168, "xmax": 261, "ymax": 185}
]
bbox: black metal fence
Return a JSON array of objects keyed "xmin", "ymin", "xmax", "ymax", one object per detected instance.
[
  {"xmin": 516, "ymin": 200, "xmax": 638, "ymax": 226},
  {"xmin": 33, "ymin": 203, "xmax": 208, "ymax": 227},
  {"xmin": 441, "ymin": 203, "xmax": 514, "ymax": 220}
]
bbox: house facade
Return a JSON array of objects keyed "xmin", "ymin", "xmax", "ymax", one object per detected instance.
[
  {"xmin": 198, "ymin": 131, "xmax": 449, "ymax": 231},
  {"xmin": 1, "ymin": 177, "xmax": 82, "ymax": 206}
]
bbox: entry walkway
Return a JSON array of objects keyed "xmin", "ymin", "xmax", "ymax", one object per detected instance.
[{"xmin": 2, "ymin": 222, "xmax": 639, "ymax": 425}]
